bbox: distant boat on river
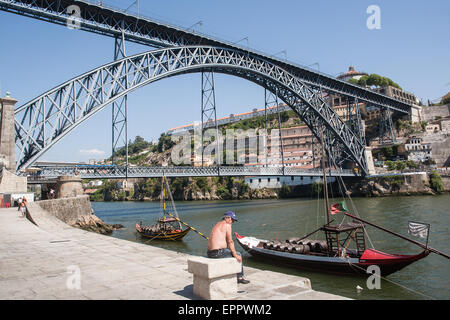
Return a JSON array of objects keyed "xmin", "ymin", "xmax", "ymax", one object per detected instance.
[{"xmin": 136, "ymin": 175, "xmax": 190, "ymax": 241}]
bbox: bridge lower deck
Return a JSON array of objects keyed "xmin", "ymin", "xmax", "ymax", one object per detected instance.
[{"xmin": 25, "ymin": 165, "xmax": 358, "ymax": 182}]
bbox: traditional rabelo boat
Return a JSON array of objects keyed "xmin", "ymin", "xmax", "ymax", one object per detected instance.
[
  {"xmin": 236, "ymin": 134, "xmax": 448, "ymax": 276},
  {"xmin": 136, "ymin": 175, "xmax": 190, "ymax": 241}
]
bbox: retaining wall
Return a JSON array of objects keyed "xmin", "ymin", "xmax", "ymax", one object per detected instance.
[{"xmin": 34, "ymin": 195, "xmax": 93, "ymax": 225}]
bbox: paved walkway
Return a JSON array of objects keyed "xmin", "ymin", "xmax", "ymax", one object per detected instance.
[{"xmin": 0, "ymin": 204, "xmax": 349, "ymax": 300}]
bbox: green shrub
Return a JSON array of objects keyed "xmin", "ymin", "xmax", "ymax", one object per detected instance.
[
  {"xmin": 430, "ymin": 170, "xmax": 444, "ymax": 193},
  {"xmin": 195, "ymin": 177, "xmax": 211, "ymax": 193},
  {"xmin": 385, "ymin": 160, "xmax": 396, "ymax": 171},
  {"xmin": 395, "ymin": 161, "xmax": 406, "ymax": 171},
  {"xmin": 312, "ymin": 180, "xmax": 323, "ymax": 195},
  {"xmin": 217, "ymin": 186, "xmax": 231, "ymax": 199},
  {"xmin": 405, "ymin": 160, "xmax": 418, "ymax": 169},
  {"xmin": 279, "ymin": 183, "xmax": 291, "ymax": 198}
]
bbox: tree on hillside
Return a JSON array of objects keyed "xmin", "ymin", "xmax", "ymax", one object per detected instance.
[
  {"xmin": 441, "ymin": 92, "xmax": 450, "ymax": 105},
  {"xmin": 112, "ymin": 135, "xmax": 151, "ymax": 158},
  {"xmin": 351, "ymin": 74, "xmax": 402, "ymax": 90},
  {"xmin": 157, "ymin": 133, "xmax": 175, "ymax": 153}
]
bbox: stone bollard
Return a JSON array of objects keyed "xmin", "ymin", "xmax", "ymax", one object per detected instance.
[{"xmin": 187, "ymin": 256, "xmax": 242, "ymax": 300}]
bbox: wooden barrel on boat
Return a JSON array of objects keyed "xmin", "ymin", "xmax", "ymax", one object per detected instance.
[
  {"xmin": 269, "ymin": 241, "xmax": 278, "ymax": 250},
  {"xmin": 305, "ymin": 241, "xmax": 316, "ymax": 252},
  {"xmin": 286, "ymin": 237, "xmax": 301, "ymax": 244},
  {"xmin": 314, "ymin": 241, "xmax": 328, "ymax": 252},
  {"xmin": 298, "ymin": 238, "xmax": 311, "ymax": 245},
  {"xmin": 292, "ymin": 244, "xmax": 310, "ymax": 254},
  {"xmin": 263, "ymin": 241, "xmax": 273, "ymax": 249},
  {"xmin": 302, "ymin": 244, "xmax": 310, "ymax": 254},
  {"xmin": 292, "ymin": 245, "xmax": 303, "ymax": 254}
]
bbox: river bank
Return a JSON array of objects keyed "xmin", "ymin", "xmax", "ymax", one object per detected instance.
[{"xmin": 89, "ymin": 172, "xmax": 450, "ymax": 202}]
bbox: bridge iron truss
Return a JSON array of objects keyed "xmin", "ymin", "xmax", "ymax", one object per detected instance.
[
  {"xmin": 14, "ymin": 46, "xmax": 371, "ymax": 175},
  {"xmin": 25, "ymin": 165, "xmax": 357, "ymax": 182},
  {"xmin": 0, "ymin": 0, "xmax": 414, "ymax": 177}
]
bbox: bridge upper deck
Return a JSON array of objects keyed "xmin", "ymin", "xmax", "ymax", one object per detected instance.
[{"xmin": 0, "ymin": 0, "xmax": 413, "ymax": 113}]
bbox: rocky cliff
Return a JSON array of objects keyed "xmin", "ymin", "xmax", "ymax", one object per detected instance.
[{"xmin": 346, "ymin": 173, "xmax": 440, "ymax": 197}]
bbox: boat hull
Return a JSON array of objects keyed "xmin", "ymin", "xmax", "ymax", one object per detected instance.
[
  {"xmin": 235, "ymin": 233, "xmax": 428, "ymax": 276},
  {"xmin": 136, "ymin": 224, "xmax": 190, "ymax": 241}
]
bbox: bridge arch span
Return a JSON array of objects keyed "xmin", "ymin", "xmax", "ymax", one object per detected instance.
[{"xmin": 14, "ymin": 46, "xmax": 366, "ymax": 173}]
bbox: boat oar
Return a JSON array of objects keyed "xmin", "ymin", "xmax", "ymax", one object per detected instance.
[
  {"xmin": 165, "ymin": 212, "xmax": 209, "ymax": 240},
  {"xmin": 344, "ymin": 212, "xmax": 450, "ymax": 259}
]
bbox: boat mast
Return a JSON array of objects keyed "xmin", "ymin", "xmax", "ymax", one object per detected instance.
[
  {"xmin": 320, "ymin": 132, "xmax": 330, "ymax": 225},
  {"xmin": 162, "ymin": 175, "xmax": 166, "ymax": 219},
  {"xmin": 164, "ymin": 176, "xmax": 183, "ymax": 230}
]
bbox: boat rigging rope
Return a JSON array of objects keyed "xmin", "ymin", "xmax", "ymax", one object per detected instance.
[
  {"xmin": 316, "ymin": 182, "xmax": 321, "ymax": 233},
  {"xmin": 330, "ymin": 158, "xmax": 375, "ymax": 249},
  {"xmin": 343, "ymin": 259, "xmax": 435, "ymax": 300},
  {"xmin": 165, "ymin": 211, "xmax": 209, "ymax": 240},
  {"xmin": 164, "ymin": 176, "xmax": 183, "ymax": 230}
]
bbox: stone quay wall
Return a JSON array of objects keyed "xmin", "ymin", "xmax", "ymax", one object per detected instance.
[{"xmin": 35, "ymin": 195, "xmax": 93, "ymax": 225}]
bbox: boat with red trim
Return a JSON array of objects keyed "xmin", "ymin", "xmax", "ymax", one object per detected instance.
[
  {"xmin": 136, "ymin": 175, "xmax": 190, "ymax": 241},
  {"xmin": 235, "ymin": 231, "xmax": 429, "ymax": 276},
  {"xmin": 235, "ymin": 132, "xmax": 448, "ymax": 276}
]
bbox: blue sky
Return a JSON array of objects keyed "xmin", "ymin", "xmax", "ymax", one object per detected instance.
[{"xmin": 0, "ymin": 0, "xmax": 449, "ymax": 163}]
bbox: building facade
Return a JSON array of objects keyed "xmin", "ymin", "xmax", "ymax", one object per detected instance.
[{"xmin": 405, "ymin": 136, "xmax": 432, "ymax": 162}]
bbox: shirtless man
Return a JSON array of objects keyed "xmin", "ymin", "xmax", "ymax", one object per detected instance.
[{"xmin": 207, "ymin": 211, "xmax": 249, "ymax": 284}]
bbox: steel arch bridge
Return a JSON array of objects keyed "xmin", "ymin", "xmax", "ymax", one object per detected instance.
[{"xmin": 14, "ymin": 45, "xmax": 368, "ymax": 174}]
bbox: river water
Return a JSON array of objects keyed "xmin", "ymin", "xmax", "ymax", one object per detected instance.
[{"xmin": 92, "ymin": 195, "xmax": 450, "ymax": 300}]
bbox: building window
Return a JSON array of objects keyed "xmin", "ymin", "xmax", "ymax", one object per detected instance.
[
  {"xmin": 291, "ymin": 176, "xmax": 294, "ymax": 181},
  {"xmin": 277, "ymin": 177, "xmax": 280, "ymax": 182}
]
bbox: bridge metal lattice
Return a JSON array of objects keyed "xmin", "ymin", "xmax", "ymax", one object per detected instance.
[
  {"xmin": 26, "ymin": 165, "xmax": 357, "ymax": 181},
  {"xmin": 0, "ymin": 0, "xmax": 413, "ymax": 114},
  {"xmin": 14, "ymin": 46, "xmax": 369, "ymax": 174},
  {"xmin": 264, "ymin": 88, "xmax": 285, "ymax": 171},
  {"xmin": 346, "ymin": 98, "xmax": 366, "ymax": 148},
  {"xmin": 200, "ymin": 70, "xmax": 220, "ymax": 166},
  {"xmin": 111, "ymin": 29, "xmax": 129, "ymax": 174},
  {"xmin": 378, "ymin": 107, "xmax": 396, "ymax": 144}
]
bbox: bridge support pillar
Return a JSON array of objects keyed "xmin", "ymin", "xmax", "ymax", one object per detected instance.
[
  {"xmin": 0, "ymin": 93, "xmax": 18, "ymax": 171},
  {"xmin": 363, "ymin": 147, "xmax": 376, "ymax": 175},
  {"xmin": 56, "ymin": 176, "xmax": 84, "ymax": 199},
  {"xmin": 0, "ymin": 93, "xmax": 28, "ymax": 197},
  {"xmin": 379, "ymin": 107, "xmax": 396, "ymax": 144},
  {"xmin": 111, "ymin": 31, "xmax": 128, "ymax": 177}
]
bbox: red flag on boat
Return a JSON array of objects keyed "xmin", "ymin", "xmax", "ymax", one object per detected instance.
[{"xmin": 330, "ymin": 201, "xmax": 347, "ymax": 215}]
